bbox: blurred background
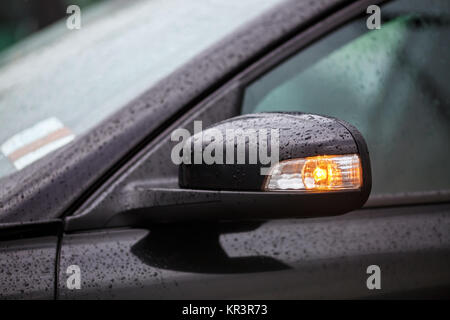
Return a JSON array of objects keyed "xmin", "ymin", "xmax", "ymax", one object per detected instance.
[{"xmin": 0, "ymin": 0, "xmax": 106, "ymax": 52}]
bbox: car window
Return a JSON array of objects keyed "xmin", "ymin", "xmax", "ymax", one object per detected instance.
[
  {"xmin": 0, "ymin": 0, "xmax": 284, "ymax": 179},
  {"xmin": 242, "ymin": 0, "xmax": 450, "ymax": 197}
]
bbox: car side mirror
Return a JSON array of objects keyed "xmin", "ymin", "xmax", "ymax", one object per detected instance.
[
  {"xmin": 66, "ymin": 112, "xmax": 372, "ymax": 229},
  {"xmin": 175, "ymin": 112, "xmax": 371, "ymax": 220}
]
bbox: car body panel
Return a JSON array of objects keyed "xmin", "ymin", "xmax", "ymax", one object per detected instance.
[
  {"xmin": 1, "ymin": 0, "xmax": 449, "ymax": 300},
  {"xmin": 58, "ymin": 203, "xmax": 450, "ymax": 299},
  {"xmin": 0, "ymin": 221, "xmax": 60, "ymax": 299}
]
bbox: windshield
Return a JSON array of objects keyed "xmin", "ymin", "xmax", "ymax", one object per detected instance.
[{"xmin": 0, "ymin": 0, "xmax": 284, "ymax": 179}]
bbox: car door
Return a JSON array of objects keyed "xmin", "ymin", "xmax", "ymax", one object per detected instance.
[
  {"xmin": 2, "ymin": 0, "xmax": 349, "ymax": 300},
  {"xmin": 0, "ymin": 220, "xmax": 60, "ymax": 299},
  {"xmin": 56, "ymin": 0, "xmax": 450, "ymax": 299},
  {"xmin": 0, "ymin": 0, "xmax": 346, "ymax": 300}
]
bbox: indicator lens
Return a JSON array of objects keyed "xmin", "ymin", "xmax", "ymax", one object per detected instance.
[{"xmin": 264, "ymin": 154, "xmax": 362, "ymax": 192}]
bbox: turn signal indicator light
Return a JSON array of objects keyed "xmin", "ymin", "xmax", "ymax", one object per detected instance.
[{"xmin": 264, "ymin": 154, "xmax": 362, "ymax": 192}]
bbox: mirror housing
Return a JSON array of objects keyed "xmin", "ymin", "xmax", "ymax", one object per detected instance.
[
  {"xmin": 174, "ymin": 112, "xmax": 371, "ymax": 220},
  {"xmin": 180, "ymin": 113, "xmax": 370, "ymax": 191},
  {"xmin": 66, "ymin": 112, "xmax": 372, "ymax": 229}
]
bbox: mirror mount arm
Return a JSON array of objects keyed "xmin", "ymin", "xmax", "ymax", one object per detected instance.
[{"xmin": 65, "ymin": 186, "xmax": 363, "ymax": 231}]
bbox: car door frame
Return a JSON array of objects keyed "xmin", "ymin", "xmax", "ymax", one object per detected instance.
[
  {"xmin": 1, "ymin": 0, "xmax": 365, "ymax": 300},
  {"xmin": 57, "ymin": 0, "xmax": 449, "ymax": 299}
]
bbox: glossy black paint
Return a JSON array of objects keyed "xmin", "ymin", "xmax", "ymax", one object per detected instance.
[
  {"xmin": 0, "ymin": 221, "xmax": 60, "ymax": 299},
  {"xmin": 2, "ymin": 0, "xmax": 449, "ymax": 301},
  {"xmin": 67, "ymin": 188, "xmax": 364, "ymax": 225},
  {"xmin": 58, "ymin": 203, "xmax": 450, "ymax": 299},
  {"xmin": 179, "ymin": 112, "xmax": 368, "ymax": 191}
]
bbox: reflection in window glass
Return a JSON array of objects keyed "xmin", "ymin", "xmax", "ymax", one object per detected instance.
[{"xmin": 242, "ymin": 0, "xmax": 450, "ymax": 196}]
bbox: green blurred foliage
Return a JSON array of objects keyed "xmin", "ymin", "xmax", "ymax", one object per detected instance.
[{"xmin": 0, "ymin": 0, "xmax": 106, "ymax": 52}]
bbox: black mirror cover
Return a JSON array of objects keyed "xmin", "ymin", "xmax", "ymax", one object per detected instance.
[
  {"xmin": 66, "ymin": 113, "xmax": 372, "ymax": 229},
  {"xmin": 179, "ymin": 112, "xmax": 371, "ymax": 206}
]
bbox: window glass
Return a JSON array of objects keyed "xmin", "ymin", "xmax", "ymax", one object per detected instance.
[
  {"xmin": 0, "ymin": 0, "xmax": 284, "ymax": 179},
  {"xmin": 242, "ymin": 0, "xmax": 450, "ymax": 196}
]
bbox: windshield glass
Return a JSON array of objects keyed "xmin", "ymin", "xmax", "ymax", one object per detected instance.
[{"xmin": 0, "ymin": 0, "xmax": 283, "ymax": 179}]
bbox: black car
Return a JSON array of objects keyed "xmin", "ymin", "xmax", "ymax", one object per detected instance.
[{"xmin": 0, "ymin": 0, "xmax": 449, "ymax": 299}]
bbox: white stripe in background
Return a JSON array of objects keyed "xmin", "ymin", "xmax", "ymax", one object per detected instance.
[
  {"xmin": 1, "ymin": 117, "xmax": 64, "ymax": 155},
  {"xmin": 0, "ymin": 117, "xmax": 75, "ymax": 170},
  {"xmin": 13, "ymin": 135, "xmax": 75, "ymax": 170}
]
